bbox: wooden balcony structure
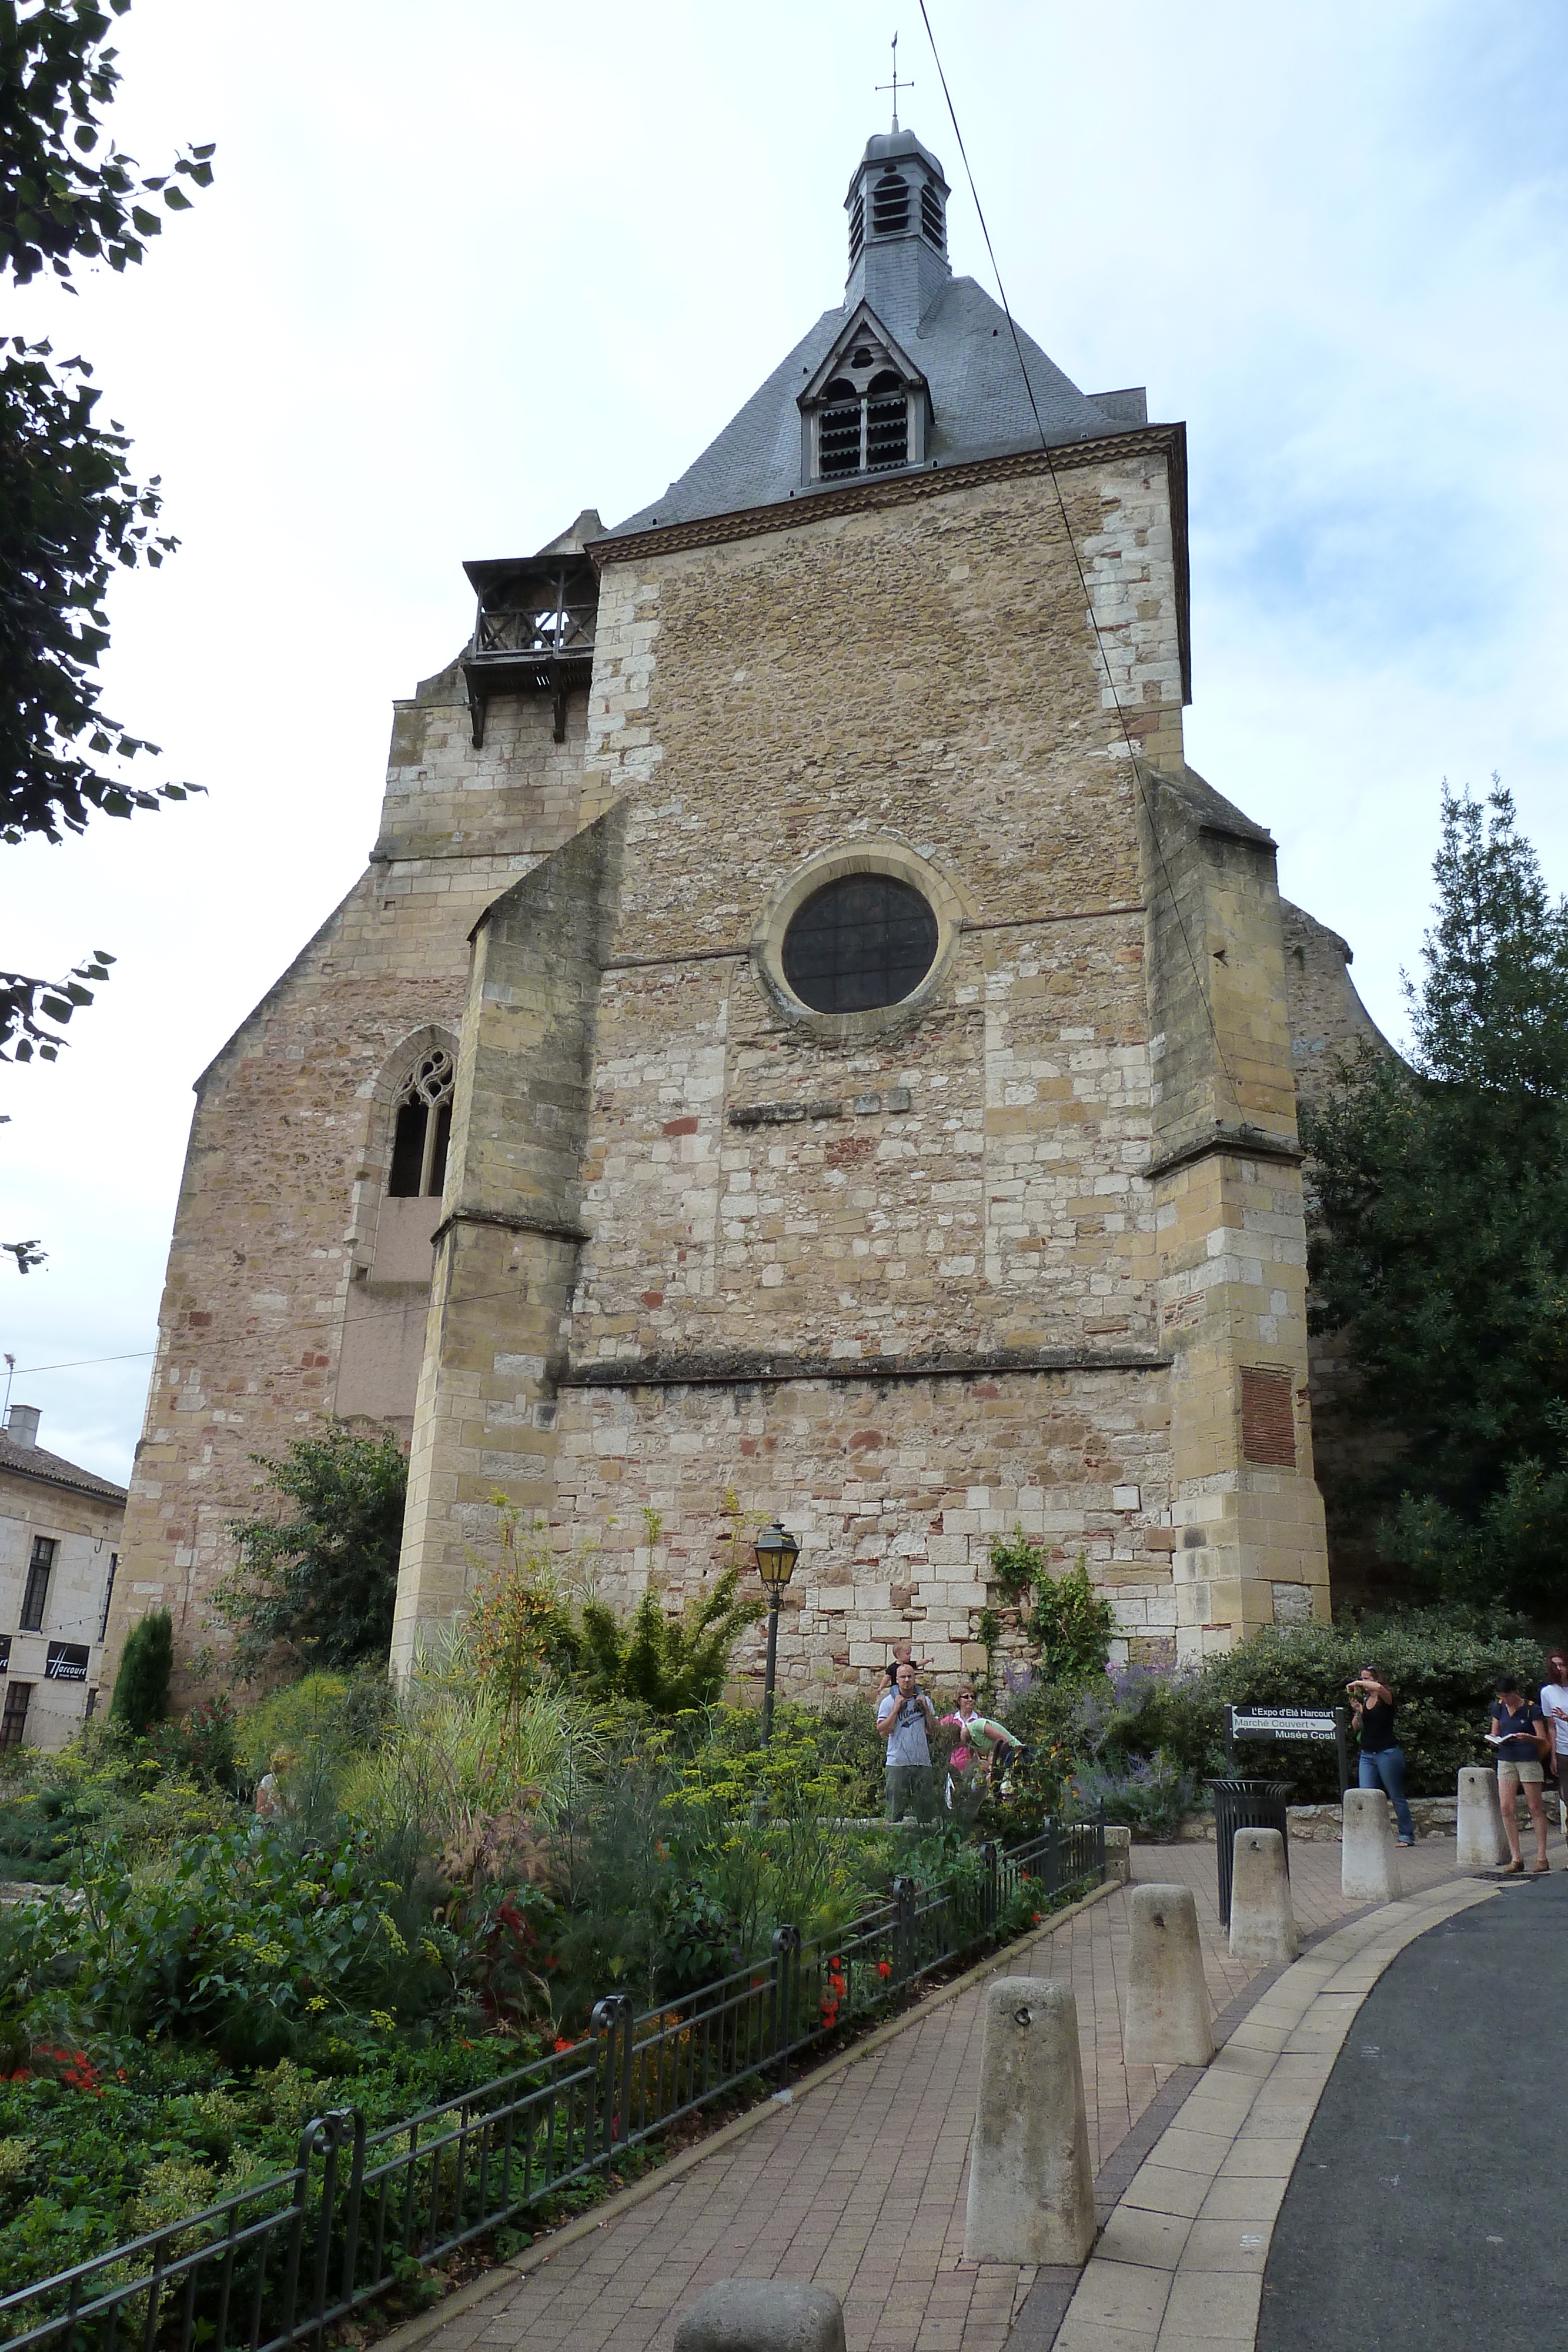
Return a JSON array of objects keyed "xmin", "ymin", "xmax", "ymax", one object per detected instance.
[{"xmin": 460, "ymin": 551, "xmax": 599, "ymax": 747}]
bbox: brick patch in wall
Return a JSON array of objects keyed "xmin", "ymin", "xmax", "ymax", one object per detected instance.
[{"xmin": 1241, "ymin": 1363, "xmax": 1296, "ymax": 1467}]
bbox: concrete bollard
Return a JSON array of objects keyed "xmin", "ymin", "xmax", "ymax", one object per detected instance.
[
  {"xmin": 1103, "ymin": 1825, "xmax": 1133, "ymax": 1886},
  {"xmin": 1228, "ymin": 1828, "xmax": 1298, "ymax": 1966},
  {"xmin": 1122, "ymin": 1883, "xmax": 1215, "ymax": 2067},
  {"xmin": 964, "ymin": 1977, "xmax": 1095, "ymax": 2265},
  {"xmin": 1341, "ymin": 1786, "xmax": 1402, "ymax": 1901},
  {"xmin": 1455, "ymin": 1766, "xmax": 1509, "ymax": 1868},
  {"xmin": 675, "ymin": 2281, "xmax": 846, "ymax": 2352}
]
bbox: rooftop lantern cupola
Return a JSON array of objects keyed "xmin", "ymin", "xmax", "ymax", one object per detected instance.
[{"xmin": 843, "ymin": 125, "xmax": 951, "ymax": 341}]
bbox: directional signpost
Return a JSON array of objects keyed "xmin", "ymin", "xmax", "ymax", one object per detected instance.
[{"xmin": 1227, "ymin": 1704, "xmax": 1352, "ymax": 1795}]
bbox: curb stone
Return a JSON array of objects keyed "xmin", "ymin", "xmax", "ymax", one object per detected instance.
[
  {"xmin": 1039, "ymin": 1876, "xmax": 1498, "ymax": 2352},
  {"xmin": 368, "ymin": 1876, "xmax": 1118, "ymax": 2352}
]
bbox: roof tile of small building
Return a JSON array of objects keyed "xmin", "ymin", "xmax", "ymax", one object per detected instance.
[{"xmin": 0, "ymin": 1432, "xmax": 127, "ymax": 1506}]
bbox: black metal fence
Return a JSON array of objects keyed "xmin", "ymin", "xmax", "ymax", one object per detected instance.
[{"xmin": 0, "ymin": 1816, "xmax": 1102, "ymax": 2352}]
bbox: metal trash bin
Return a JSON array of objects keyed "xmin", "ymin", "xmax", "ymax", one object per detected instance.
[{"xmin": 1210, "ymin": 1778, "xmax": 1293, "ymax": 1927}]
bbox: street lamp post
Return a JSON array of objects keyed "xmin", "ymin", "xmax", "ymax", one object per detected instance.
[{"xmin": 752, "ymin": 1521, "xmax": 800, "ymax": 1746}]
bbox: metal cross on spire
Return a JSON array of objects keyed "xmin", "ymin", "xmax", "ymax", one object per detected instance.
[{"xmin": 875, "ymin": 31, "xmax": 912, "ymax": 133}]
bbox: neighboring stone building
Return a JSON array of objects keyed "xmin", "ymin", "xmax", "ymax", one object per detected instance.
[
  {"xmin": 0, "ymin": 1406, "xmax": 124, "ymax": 1748},
  {"xmin": 108, "ymin": 124, "xmax": 1386, "ymax": 1704}
]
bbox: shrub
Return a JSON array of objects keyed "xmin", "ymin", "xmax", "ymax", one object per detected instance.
[
  {"xmin": 109, "ymin": 1611, "xmax": 172, "ymax": 1734},
  {"xmin": 1068, "ymin": 1755, "xmax": 1201, "ymax": 1841},
  {"xmin": 1205, "ymin": 1609, "xmax": 1546, "ymax": 1799},
  {"xmin": 214, "ymin": 1422, "xmax": 407, "ymax": 1678},
  {"xmin": 1038, "ymin": 1611, "xmax": 1551, "ymax": 1813},
  {"xmin": 985, "ymin": 1539, "xmax": 1115, "ymax": 1690}
]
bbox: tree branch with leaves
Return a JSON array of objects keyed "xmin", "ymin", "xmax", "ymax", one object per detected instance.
[{"xmin": 1, "ymin": 0, "xmax": 214, "ymax": 1260}]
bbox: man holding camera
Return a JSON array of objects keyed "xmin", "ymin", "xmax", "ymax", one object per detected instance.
[{"xmin": 878, "ymin": 1661, "xmax": 937, "ymax": 1823}]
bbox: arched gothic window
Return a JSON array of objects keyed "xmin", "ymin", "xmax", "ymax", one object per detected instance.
[{"xmin": 387, "ymin": 1048, "xmax": 454, "ymax": 1199}]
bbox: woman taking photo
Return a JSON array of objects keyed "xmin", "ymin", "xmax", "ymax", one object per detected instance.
[{"xmin": 1346, "ymin": 1664, "xmax": 1416, "ymax": 1847}]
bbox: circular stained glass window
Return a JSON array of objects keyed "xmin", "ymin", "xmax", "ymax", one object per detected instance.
[{"xmin": 781, "ymin": 874, "xmax": 939, "ymax": 1015}]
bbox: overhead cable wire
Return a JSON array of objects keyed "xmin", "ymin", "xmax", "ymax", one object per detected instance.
[{"xmin": 915, "ymin": 0, "xmax": 1242, "ymax": 1116}]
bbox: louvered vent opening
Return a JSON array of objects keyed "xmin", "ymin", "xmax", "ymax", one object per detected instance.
[
  {"xmin": 871, "ymin": 170, "xmax": 910, "ymax": 233},
  {"xmin": 818, "ymin": 379, "xmax": 863, "ymax": 478},
  {"xmin": 848, "ymin": 193, "xmax": 864, "ymax": 265},
  {"xmin": 920, "ymin": 183, "xmax": 945, "ymax": 249},
  {"xmin": 865, "ymin": 371, "xmax": 908, "ymax": 471}
]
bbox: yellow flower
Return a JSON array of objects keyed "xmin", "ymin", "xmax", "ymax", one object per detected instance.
[
  {"xmin": 378, "ymin": 1913, "xmax": 409, "ymax": 1955},
  {"xmin": 369, "ymin": 2010, "xmax": 396, "ymax": 2032},
  {"xmin": 306, "ymin": 1996, "xmax": 329, "ymax": 2013}
]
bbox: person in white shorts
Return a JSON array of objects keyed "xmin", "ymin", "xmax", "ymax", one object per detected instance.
[
  {"xmin": 1490, "ymin": 1676, "xmax": 1551, "ymax": 1876},
  {"xmin": 1540, "ymin": 1646, "xmax": 1568, "ymax": 1843}
]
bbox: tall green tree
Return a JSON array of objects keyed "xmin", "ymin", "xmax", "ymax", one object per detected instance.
[
  {"xmin": 214, "ymin": 1424, "xmax": 408, "ymax": 1679},
  {"xmin": 109, "ymin": 1604, "xmax": 171, "ymax": 1731},
  {"xmin": 1, "ymin": 1, "xmax": 211, "ymax": 1081},
  {"xmin": 1303, "ymin": 783, "xmax": 1568, "ymax": 1612}
]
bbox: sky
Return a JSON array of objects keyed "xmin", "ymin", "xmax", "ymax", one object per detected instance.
[{"xmin": 4, "ymin": 0, "xmax": 1567, "ymax": 1485}]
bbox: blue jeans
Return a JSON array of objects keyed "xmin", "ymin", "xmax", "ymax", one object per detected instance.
[{"xmin": 1359, "ymin": 1746, "xmax": 1414, "ymax": 1840}]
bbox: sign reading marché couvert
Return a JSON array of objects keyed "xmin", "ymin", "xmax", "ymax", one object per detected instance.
[{"xmin": 1230, "ymin": 1705, "xmax": 1342, "ymax": 1741}]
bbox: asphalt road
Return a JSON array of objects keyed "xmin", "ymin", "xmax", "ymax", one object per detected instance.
[{"xmin": 1258, "ymin": 1872, "xmax": 1566, "ymax": 2352}]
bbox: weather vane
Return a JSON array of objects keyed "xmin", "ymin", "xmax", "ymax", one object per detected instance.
[{"xmin": 876, "ymin": 31, "xmax": 911, "ymax": 133}]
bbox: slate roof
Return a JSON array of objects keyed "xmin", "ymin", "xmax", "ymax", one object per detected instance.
[
  {"xmin": 607, "ymin": 275, "xmax": 1148, "ymax": 539},
  {"xmin": 0, "ymin": 1431, "xmax": 126, "ymax": 1508}
]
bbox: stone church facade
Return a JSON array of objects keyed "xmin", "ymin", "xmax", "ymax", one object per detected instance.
[{"xmin": 107, "ymin": 126, "xmax": 1386, "ymax": 1705}]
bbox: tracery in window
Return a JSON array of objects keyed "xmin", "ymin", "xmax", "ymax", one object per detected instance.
[
  {"xmin": 781, "ymin": 874, "xmax": 938, "ymax": 1015},
  {"xmin": 388, "ymin": 1048, "xmax": 455, "ymax": 1199}
]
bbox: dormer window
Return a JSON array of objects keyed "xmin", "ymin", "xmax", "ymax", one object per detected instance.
[
  {"xmin": 800, "ymin": 306, "xmax": 928, "ymax": 484},
  {"xmin": 817, "ymin": 370, "xmax": 910, "ymax": 479}
]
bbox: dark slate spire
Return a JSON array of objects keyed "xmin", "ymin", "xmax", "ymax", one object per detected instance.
[
  {"xmin": 844, "ymin": 128, "xmax": 951, "ymax": 343},
  {"xmin": 604, "ymin": 127, "xmax": 1149, "ymax": 539}
]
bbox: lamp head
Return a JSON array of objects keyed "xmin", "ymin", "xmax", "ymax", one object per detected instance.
[{"xmin": 753, "ymin": 1522, "xmax": 800, "ymax": 1592}]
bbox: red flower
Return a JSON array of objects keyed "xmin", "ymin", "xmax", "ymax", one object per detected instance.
[
  {"xmin": 876, "ymin": 1959, "xmax": 892, "ymax": 1980},
  {"xmin": 553, "ymin": 2036, "xmax": 575, "ymax": 2054}
]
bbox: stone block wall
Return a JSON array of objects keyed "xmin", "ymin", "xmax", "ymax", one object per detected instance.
[
  {"xmin": 550, "ymin": 1364, "xmax": 1174, "ymax": 1699},
  {"xmin": 0, "ymin": 1466, "xmax": 122, "ymax": 1748},
  {"xmin": 1279, "ymin": 898, "xmax": 1393, "ymax": 1109},
  {"xmin": 396, "ymin": 440, "xmax": 1329, "ymax": 1686},
  {"xmin": 392, "ymin": 807, "xmax": 627, "ymax": 1669},
  {"xmin": 104, "ymin": 668, "xmax": 594, "ymax": 1696}
]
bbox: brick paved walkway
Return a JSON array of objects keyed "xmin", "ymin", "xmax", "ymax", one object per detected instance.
[{"xmin": 424, "ymin": 1837, "xmax": 1466, "ymax": 2352}]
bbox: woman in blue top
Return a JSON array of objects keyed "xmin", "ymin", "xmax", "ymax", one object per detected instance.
[
  {"xmin": 1490, "ymin": 1676, "xmax": 1550, "ymax": 1877},
  {"xmin": 1346, "ymin": 1665, "xmax": 1415, "ymax": 1846}
]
